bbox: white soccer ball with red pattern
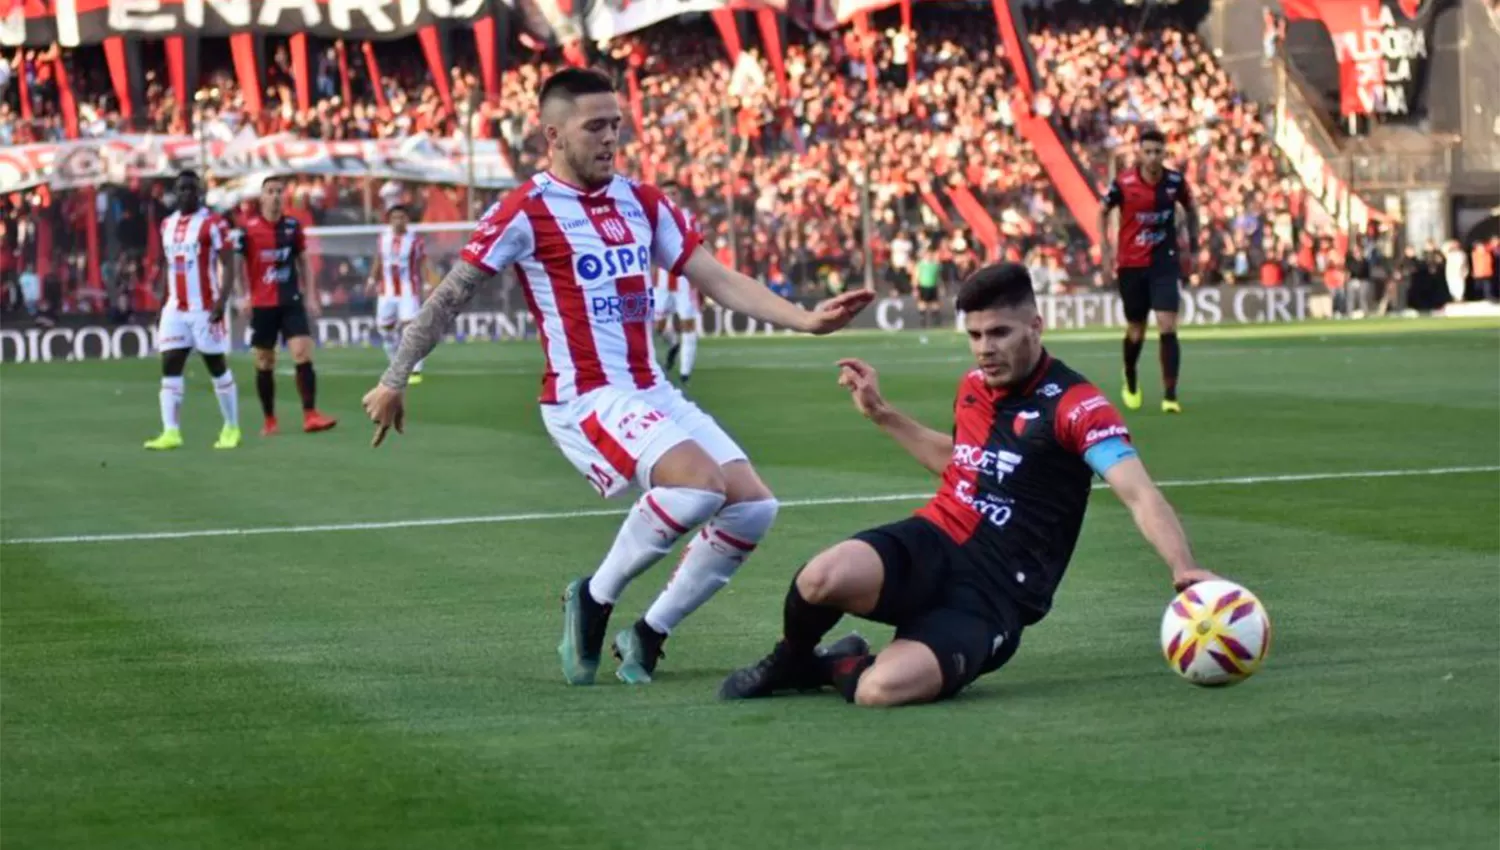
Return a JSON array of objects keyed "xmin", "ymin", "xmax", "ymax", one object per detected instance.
[{"xmin": 1160, "ymin": 580, "xmax": 1271, "ymax": 686}]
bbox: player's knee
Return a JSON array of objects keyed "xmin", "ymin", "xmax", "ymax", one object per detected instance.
[
  {"xmin": 795, "ymin": 550, "xmax": 850, "ymax": 605},
  {"xmin": 201, "ymin": 353, "xmax": 228, "ymax": 378},
  {"xmin": 852, "ymin": 670, "xmax": 905, "ymax": 707},
  {"xmin": 161, "ymin": 350, "xmax": 189, "ymax": 377},
  {"xmin": 253, "ymin": 349, "xmax": 276, "ymax": 370},
  {"xmin": 1125, "ymin": 323, "xmax": 1147, "ymax": 342}
]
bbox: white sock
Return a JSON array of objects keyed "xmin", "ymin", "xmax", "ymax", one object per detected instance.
[
  {"xmin": 212, "ymin": 371, "xmax": 238, "ymax": 428},
  {"xmin": 680, "ymin": 331, "xmax": 698, "ymax": 379},
  {"xmin": 661, "ymin": 323, "xmax": 679, "ymax": 348},
  {"xmin": 644, "ymin": 498, "xmax": 779, "ymax": 634},
  {"xmin": 588, "ymin": 487, "xmax": 726, "ymax": 606},
  {"xmin": 381, "ymin": 328, "xmax": 399, "ymax": 363},
  {"xmin": 414, "ymin": 357, "xmax": 425, "ymax": 375},
  {"xmin": 159, "ymin": 376, "xmax": 185, "ymax": 431}
]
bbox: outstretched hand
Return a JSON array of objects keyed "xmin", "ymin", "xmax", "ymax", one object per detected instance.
[
  {"xmin": 802, "ymin": 289, "xmax": 876, "ymax": 335},
  {"xmin": 362, "ymin": 384, "xmax": 406, "ymax": 447},
  {"xmin": 837, "ymin": 357, "xmax": 888, "ymax": 420},
  {"xmin": 1172, "ymin": 566, "xmax": 1221, "ymax": 593}
]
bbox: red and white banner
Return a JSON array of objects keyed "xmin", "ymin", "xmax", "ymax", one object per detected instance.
[
  {"xmin": 0, "ymin": 133, "xmax": 518, "ymax": 195},
  {"xmin": 581, "ymin": 0, "xmax": 783, "ymax": 43}
]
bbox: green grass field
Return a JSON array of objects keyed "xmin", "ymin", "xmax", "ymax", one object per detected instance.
[{"xmin": 3, "ymin": 318, "xmax": 1498, "ymax": 850}]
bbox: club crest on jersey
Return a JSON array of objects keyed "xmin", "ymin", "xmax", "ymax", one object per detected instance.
[
  {"xmin": 1040, "ymin": 383, "xmax": 1062, "ymax": 398},
  {"xmin": 1013, "ymin": 409, "xmax": 1041, "ymax": 437},
  {"xmin": 600, "ymin": 218, "xmax": 629, "ymax": 243},
  {"xmin": 577, "ymin": 245, "xmax": 651, "ymax": 282}
]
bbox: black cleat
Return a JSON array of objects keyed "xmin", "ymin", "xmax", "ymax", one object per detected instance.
[
  {"xmin": 613, "ymin": 620, "xmax": 668, "ymax": 684},
  {"xmin": 665, "ymin": 341, "xmax": 681, "ymax": 372},
  {"xmin": 719, "ymin": 633, "xmax": 871, "ymax": 700}
]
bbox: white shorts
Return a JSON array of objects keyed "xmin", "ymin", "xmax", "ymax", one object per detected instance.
[
  {"xmin": 157, "ymin": 309, "xmax": 229, "ymax": 355},
  {"xmin": 376, "ymin": 294, "xmax": 421, "ymax": 328},
  {"xmin": 541, "ymin": 383, "xmax": 747, "ymax": 499},
  {"xmin": 653, "ymin": 286, "xmax": 700, "ymax": 323}
]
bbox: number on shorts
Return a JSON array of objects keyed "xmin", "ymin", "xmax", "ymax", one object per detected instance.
[{"xmin": 586, "ymin": 463, "xmax": 616, "ymax": 497}]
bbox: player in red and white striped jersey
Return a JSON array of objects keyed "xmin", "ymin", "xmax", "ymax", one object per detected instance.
[
  {"xmin": 144, "ymin": 171, "xmax": 241, "ymax": 451},
  {"xmin": 362, "ymin": 69, "xmax": 873, "ymax": 687},
  {"xmin": 652, "ymin": 201, "xmax": 702, "ymax": 385},
  {"xmin": 366, "ymin": 206, "xmax": 430, "ymax": 384}
]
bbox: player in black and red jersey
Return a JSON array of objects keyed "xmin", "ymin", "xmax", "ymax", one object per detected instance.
[
  {"xmin": 235, "ymin": 176, "xmax": 337, "ymax": 435},
  {"xmin": 719, "ymin": 263, "xmax": 1219, "ymax": 706},
  {"xmin": 1099, "ymin": 128, "xmax": 1198, "ymax": 414}
]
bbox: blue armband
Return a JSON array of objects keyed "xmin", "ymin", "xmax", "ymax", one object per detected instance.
[{"xmin": 1083, "ymin": 437, "xmax": 1137, "ymax": 477}]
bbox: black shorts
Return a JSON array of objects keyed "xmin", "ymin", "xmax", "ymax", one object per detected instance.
[
  {"xmin": 916, "ymin": 286, "xmax": 941, "ymax": 306},
  {"xmin": 250, "ymin": 304, "xmax": 312, "ymax": 349},
  {"xmin": 851, "ymin": 516, "xmax": 1023, "ymax": 700},
  {"xmin": 1117, "ymin": 265, "xmax": 1181, "ymax": 322}
]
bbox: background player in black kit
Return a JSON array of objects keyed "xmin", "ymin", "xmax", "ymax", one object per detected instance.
[
  {"xmin": 720, "ymin": 263, "xmax": 1219, "ymax": 706},
  {"xmin": 1099, "ymin": 128, "xmax": 1198, "ymax": 414}
]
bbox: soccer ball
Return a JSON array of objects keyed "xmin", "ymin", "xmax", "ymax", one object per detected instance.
[{"xmin": 1160, "ymin": 580, "xmax": 1271, "ymax": 686}]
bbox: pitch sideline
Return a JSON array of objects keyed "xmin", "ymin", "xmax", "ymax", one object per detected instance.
[{"xmin": 2, "ymin": 465, "xmax": 1495, "ymax": 547}]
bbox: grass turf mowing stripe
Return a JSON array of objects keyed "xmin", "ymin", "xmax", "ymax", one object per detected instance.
[{"xmin": 5, "ymin": 464, "xmax": 1495, "ymax": 546}]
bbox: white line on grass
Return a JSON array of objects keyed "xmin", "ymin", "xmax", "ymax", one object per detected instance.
[{"xmin": 4, "ymin": 465, "xmax": 1495, "ymax": 547}]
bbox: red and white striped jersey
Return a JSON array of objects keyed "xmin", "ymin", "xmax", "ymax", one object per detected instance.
[
  {"xmin": 461, "ymin": 172, "xmax": 703, "ymax": 403},
  {"xmin": 377, "ymin": 229, "xmax": 426, "ymax": 298},
  {"xmin": 160, "ymin": 208, "xmax": 229, "ymax": 312}
]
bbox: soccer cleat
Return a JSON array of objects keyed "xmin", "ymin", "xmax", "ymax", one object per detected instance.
[
  {"xmin": 1162, "ymin": 400, "xmax": 1183, "ymax": 415},
  {"xmin": 408, "ymin": 373, "xmax": 424, "ymax": 386},
  {"xmin": 1122, "ymin": 377, "xmax": 1144, "ymax": 411},
  {"xmin": 261, "ymin": 417, "xmax": 280, "ymax": 437},
  {"xmin": 718, "ymin": 633, "xmax": 871, "ymax": 700},
  {"xmin": 303, "ymin": 410, "xmax": 338, "ymax": 433},
  {"xmin": 613, "ymin": 620, "xmax": 668, "ymax": 684},
  {"xmin": 559, "ymin": 577, "xmax": 613, "ymax": 686},
  {"xmin": 213, "ymin": 425, "xmax": 242, "ymax": 450},
  {"xmin": 143, "ymin": 428, "xmax": 184, "ymax": 451}
]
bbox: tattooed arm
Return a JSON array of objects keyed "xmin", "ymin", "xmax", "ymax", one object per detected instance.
[{"xmin": 378, "ymin": 260, "xmax": 493, "ymax": 389}]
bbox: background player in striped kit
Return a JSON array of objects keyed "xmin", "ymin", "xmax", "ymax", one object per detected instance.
[
  {"xmin": 366, "ymin": 205, "xmax": 430, "ymax": 384},
  {"xmin": 144, "ymin": 171, "xmax": 241, "ymax": 451},
  {"xmin": 652, "ymin": 196, "xmax": 703, "ymax": 386}
]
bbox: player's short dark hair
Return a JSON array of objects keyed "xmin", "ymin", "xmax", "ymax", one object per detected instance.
[
  {"xmin": 386, "ymin": 204, "xmax": 410, "ymax": 219},
  {"xmin": 955, "ymin": 263, "xmax": 1036, "ymax": 313},
  {"xmin": 176, "ymin": 170, "xmax": 200, "ymax": 184},
  {"xmin": 1139, "ymin": 127, "xmax": 1166, "ymax": 145},
  {"xmin": 539, "ymin": 68, "xmax": 615, "ymax": 109}
]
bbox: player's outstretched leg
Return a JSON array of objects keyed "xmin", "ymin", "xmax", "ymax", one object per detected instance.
[
  {"xmin": 202, "ymin": 353, "xmax": 241, "ymax": 449},
  {"xmin": 1157, "ymin": 310, "xmax": 1182, "ymax": 413},
  {"xmin": 289, "ymin": 336, "xmax": 337, "ymax": 432},
  {"xmin": 145, "ymin": 348, "xmax": 190, "ymax": 450},
  {"xmin": 617, "ymin": 462, "xmax": 779, "ymax": 684},
  {"xmin": 559, "ymin": 442, "xmax": 727, "ymax": 686},
  {"xmin": 1121, "ymin": 322, "xmax": 1145, "ymax": 411},
  {"xmin": 719, "ymin": 539, "xmax": 884, "ymax": 699}
]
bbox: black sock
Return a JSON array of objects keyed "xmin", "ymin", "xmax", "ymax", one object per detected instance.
[
  {"xmin": 295, "ymin": 362, "xmax": 317, "ymax": 411},
  {"xmin": 831, "ymin": 654, "xmax": 876, "ymax": 702},
  {"xmin": 783, "ymin": 575, "xmax": 842, "ymax": 654},
  {"xmin": 255, "ymin": 368, "xmax": 275, "ymax": 418},
  {"xmin": 1123, "ymin": 336, "xmax": 1145, "ymax": 393},
  {"xmin": 1160, "ymin": 332, "xmax": 1181, "ymax": 401}
]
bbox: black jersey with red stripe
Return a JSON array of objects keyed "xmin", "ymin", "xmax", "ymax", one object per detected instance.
[
  {"xmin": 916, "ymin": 353, "xmax": 1132, "ymax": 623},
  {"xmin": 1104, "ymin": 166, "xmax": 1192, "ymax": 269}
]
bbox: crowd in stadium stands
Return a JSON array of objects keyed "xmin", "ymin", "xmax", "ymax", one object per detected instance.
[{"xmin": 3, "ymin": 7, "xmax": 1496, "ymax": 322}]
